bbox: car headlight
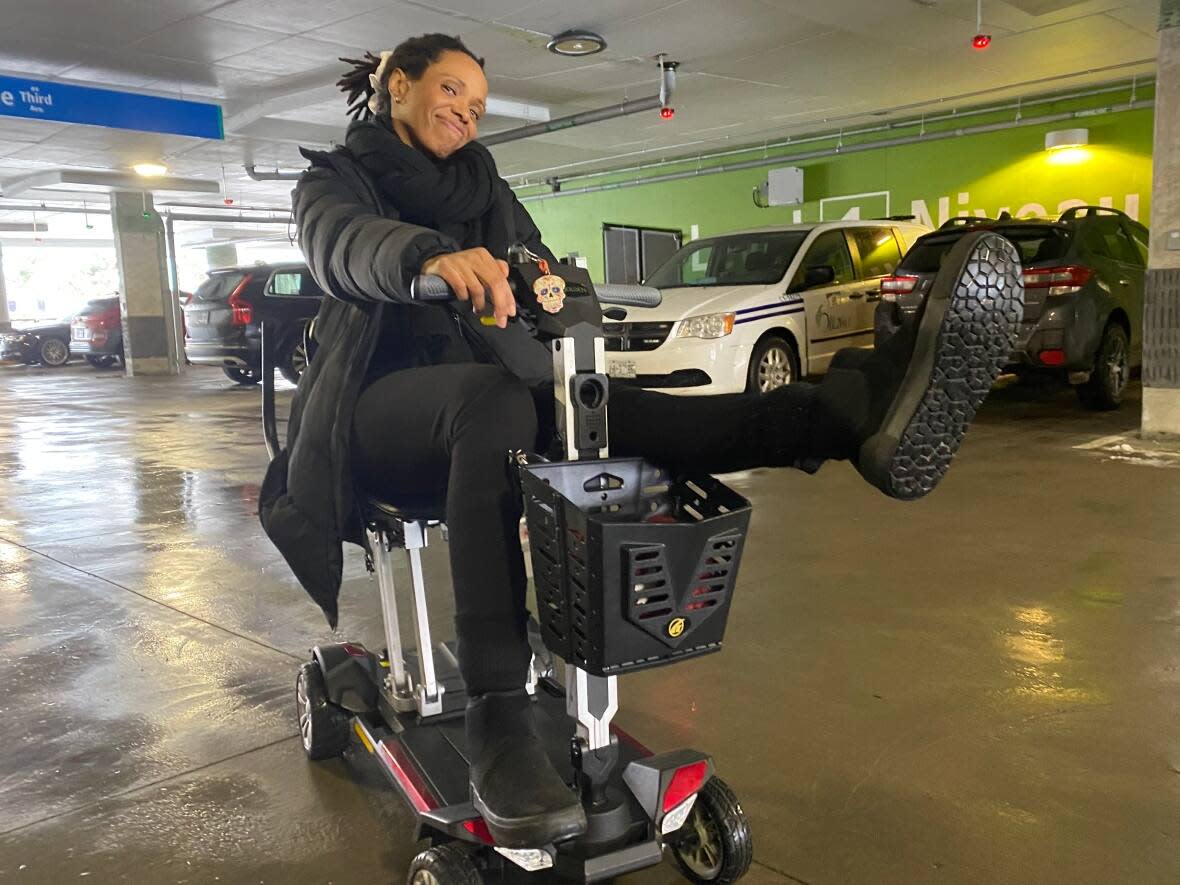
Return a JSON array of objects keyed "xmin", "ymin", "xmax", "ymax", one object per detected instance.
[{"xmin": 676, "ymin": 313, "xmax": 735, "ymax": 339}]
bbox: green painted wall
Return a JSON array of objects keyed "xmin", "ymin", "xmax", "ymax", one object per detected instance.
[{"xmin": 521, "ymin": 99, "xmax": 1154, "ymax": 283}]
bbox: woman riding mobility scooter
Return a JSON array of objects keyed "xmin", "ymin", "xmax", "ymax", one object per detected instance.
[
  {"xmin": 259, "ymin": 32, "xmax": 1025, "ymax": 885},
  {"xmin": 261, "ymin": 251, "xmax": 758, "ymax": 884}
]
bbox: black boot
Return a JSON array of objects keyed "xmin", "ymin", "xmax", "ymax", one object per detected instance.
[
  {"xmin": 466, "ymin": 689, "xmax": 587, "ymax": 848},
  {"xmin": 812, "ymin": 230, "xmax": 1025, "ymax": 500}
]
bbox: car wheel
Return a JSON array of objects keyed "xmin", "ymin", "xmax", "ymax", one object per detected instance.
[
  {"xmin": 1077, "ymin": 323, "xmax": 1129, "ymax": 411},
  {"xmin": 39, "ymin": 337, "xmax": 70, "ymax": 367},
  {"xmin": 86, "ymin": 355, "xmax": 117, "ymax": 369},
  {"xmin": 278, "ymin": 338, "xmax": 309, "ymax": 385},
  {"xmin": 222, "ymin": 366, "xmax": 261, "ymax": 385},
  {"xmin": 746, "ymin": 335, "xmax": 799, "ymax": 394}
]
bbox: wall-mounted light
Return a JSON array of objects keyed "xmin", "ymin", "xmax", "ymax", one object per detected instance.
[
  {"xmin": 1045, "ymin": 128, "xmax": 1088, "ymax": 151},
  {"xmin": 133, "ymin": 162, "xmax": 169, "ymax": 177},
  {"xmin": 1044, "ymin": 129, "xmax": 1090, "ymax": 165},
  {"xmin": 546, "ymin": 30, "xmax": 607, "ymax": 57}
]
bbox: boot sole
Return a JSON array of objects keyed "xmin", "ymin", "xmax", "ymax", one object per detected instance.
[
  {"xmin": 859, "ymin": 231, "xmax": 1025, "ymax": 500},
  {"xmin": 470, "ymin": 783, "xmax": 588, "ymax": 849}
]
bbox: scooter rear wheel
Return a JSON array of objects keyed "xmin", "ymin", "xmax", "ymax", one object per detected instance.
[
  {"xmin": 669, "ymin": 776, "xmax": 753, "ymax": 884},
  {"xmin": 296, "ymin": 661, "xmax": 351, "ymax": 760},
  {"xmin": 407, "ymin": 842, "xmax": 483, "ymax": 885}
]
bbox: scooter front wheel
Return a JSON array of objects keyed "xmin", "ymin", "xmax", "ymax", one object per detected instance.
[
  {"xmin": 296, "ymin": 661, "xmax": 351, "ymax": 760},
  {"xmin": 669, "ymin": 776, "xmax": 753, "ymax": 884},
  {"xmin": 407, "ymin": 842, "xmax": 483, "ymax": 885}
]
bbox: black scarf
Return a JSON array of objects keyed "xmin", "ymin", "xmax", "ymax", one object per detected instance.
[
  {"xmin": 344, "ymin": 117, "xmax": 553, "ymax": 388},
  {"xmin": 345, "ymin": 117, "xmax": 516, "ymax": 257}
]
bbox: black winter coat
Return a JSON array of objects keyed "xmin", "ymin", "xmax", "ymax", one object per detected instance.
[{"xmin": 259, "ymin": 144, "xmax": 556, "ymax": 627}]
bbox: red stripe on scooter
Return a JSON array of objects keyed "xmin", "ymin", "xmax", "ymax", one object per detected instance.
[
  {"xmin": 611, "ymin": 725, "xmax": 652, "ymax": 757},
  {"xmin": 377, "ymin": 737, "xmax": 439, "ymax": 813}
]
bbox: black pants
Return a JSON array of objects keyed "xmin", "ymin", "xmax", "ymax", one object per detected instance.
[{"xmin": 352, "ymin": 363, "xmax": 818, "ymax": 694}]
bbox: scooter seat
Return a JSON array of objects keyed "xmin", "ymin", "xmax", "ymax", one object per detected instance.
[{"xmin": 363, "ymin": 494, "xmax": 446, "ymax": 526}]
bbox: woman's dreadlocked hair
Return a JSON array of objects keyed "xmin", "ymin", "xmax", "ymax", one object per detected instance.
[{"xmin": 338, "ymin": 34, "xmax": 485, "ymax": 121}]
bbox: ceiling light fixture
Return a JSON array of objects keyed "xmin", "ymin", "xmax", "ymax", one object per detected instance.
[
  {"xmin": 546, "ymin": 30, "xmax": 607, "ymax": 57},
  {"xmin": 133, "ymin": 163, "xmax": 169, "ymax": 177}
]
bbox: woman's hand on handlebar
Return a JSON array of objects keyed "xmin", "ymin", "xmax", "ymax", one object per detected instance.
[{"xmin": 421, "ymin": 248, "xmax": 516, "ymax": 328}]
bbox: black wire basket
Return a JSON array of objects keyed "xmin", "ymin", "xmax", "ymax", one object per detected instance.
[{"xmin": 520, "ymin": 457, "xmax": 752, "ymax": 676}]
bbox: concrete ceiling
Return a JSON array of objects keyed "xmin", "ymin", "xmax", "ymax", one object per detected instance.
[{"xmin": 0, "ymin": 0, "xmax": 1163, "ymax": 212}]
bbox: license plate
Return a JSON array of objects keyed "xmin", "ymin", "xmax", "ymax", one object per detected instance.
[
  {"xmin": 72, "ymin": 327, "xmax": 90, "ymax": 341},
  {"xmin": 608, "ymin": 360, "xmax": 637, "ymax": 379}
]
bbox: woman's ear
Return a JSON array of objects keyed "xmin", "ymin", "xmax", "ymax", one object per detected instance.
[{"xmin": 386, "ymin": 68, "xmax": 409, "ymax": 106}]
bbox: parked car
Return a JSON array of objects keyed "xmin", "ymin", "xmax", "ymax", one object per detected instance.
[
  {"xmin": 876, "ymin": 206, "xmax": 1147, "ymax": 410},
  {"xmin": 71, "ymin": 297, "xmax": 124, "ymax": 367},
  {"xmin": 1, "ymin": 316, "xmax": 74, "ymax": 367},
  {"xmin": 603, "ymin": 219, "xmax": 931, "ymax": 394},
  {"xmin": 183, "ymin": 263, "xmax": 324, "ymax": 385}
]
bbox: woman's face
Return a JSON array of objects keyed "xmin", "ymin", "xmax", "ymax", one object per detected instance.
[{"xmin": 388, "ymin": 50, "xmax": 488, "ymax": 159}]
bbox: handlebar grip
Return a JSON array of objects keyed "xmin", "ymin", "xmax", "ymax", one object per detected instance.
[
  {"xmin": 596, "ymin": 284, "xmax": 662, "ymax": 308},
  {"xmin": 409, "ymin": 274, "xmax": 455, "ymax": 302}
]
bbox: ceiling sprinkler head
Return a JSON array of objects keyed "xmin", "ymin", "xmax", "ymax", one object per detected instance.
[
  {"xmin": 972, "ymin": 33, "xmax": 992, "ymax": 49},
  {"xmin": 660, "ymin": 106, "xmax": 675, "ymax": 119}
]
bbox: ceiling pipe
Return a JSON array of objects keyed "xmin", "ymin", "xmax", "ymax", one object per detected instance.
[
  {"xmin": 508, "ymin": 74, "xmax": 1152, "ymax": 186},
  {"xmin": 519, "ymin": 99, "xmax": 1153, "ymax": 202},
  {"xmin": 481, "ymin": 57, "xmax": 678, "ymax": 147}
]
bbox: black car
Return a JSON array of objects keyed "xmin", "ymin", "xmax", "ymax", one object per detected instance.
[
  {"xmin": 877, "ymin": 206, "xmax": 1148, "ymax": 410},
  {"xmin": 183, "ymin": 263, "xmax": 324, "ymax": 385},
  {"xmin": 1, "ymin": 317, "xmax": 74, "ymax": 367}
]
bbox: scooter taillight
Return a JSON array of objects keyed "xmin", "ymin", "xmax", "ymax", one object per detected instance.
[
  {"xmin": 462, "ymin": 818, "xmax": 495, "ymax": 845},
  {"xmin": 662, "ymin": 760, "xmax": 709, "ymax": 813}
]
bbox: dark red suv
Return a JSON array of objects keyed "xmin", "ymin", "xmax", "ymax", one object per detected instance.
[{"xmin": 70, "ymin": 297, "xmax": 124, "ymax": 368}]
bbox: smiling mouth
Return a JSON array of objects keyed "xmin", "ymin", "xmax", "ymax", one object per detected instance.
[{"xmin": 440, "ymin": 119, "xmax": 465, "ymax": 139}]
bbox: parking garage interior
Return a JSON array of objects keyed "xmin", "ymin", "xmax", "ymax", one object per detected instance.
[{"xmin": 2, "ymin": 1, "xmax": 1180, "ymax": 884}]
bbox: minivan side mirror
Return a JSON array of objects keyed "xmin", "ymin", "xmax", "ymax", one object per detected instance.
[{"xmin": 804, "ymin": 265, "xmax": 836, "ymax": 288}]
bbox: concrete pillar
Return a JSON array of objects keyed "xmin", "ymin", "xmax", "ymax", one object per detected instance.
[
  {"xmin": 205, "ymin": 244, "xmax": 238, "ymax": 269},
  {"xmin": 1142, "ymin": 2, "xmax": 1180, "ymax": 436},
  {"xmin": 0, "ymin": 244, "xmax": 11, "ymax": 332},
  {"xmin": 110, "ymin": 191, "xmax": 180, "ymax": 376}
]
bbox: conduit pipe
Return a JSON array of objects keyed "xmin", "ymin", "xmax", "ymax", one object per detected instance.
[
  {"xmin": 509, "ymin": 75, "xmax": 1152, "ymax": 186},
  {"xmin": 482, "ymin": 57, "xmax": 678, "ymax": 147},
  {"xmin": 519, "ymin": 99, "xmax": 1154, "ymax": 202}
]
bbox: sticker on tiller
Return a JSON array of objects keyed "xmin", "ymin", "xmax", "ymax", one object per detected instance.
[{"xmin": 533, "ymin": 259, "xmax": 567, "ymax": 314}]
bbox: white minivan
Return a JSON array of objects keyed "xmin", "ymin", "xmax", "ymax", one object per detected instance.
[{"xmin": 604, "ymin": 220, "xmax": 930, "ymax": 394}]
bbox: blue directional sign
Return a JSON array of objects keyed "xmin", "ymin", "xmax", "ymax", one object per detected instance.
[{"xmin": 0, "ymin": 76, "xmax": 223, "ymax": 140}]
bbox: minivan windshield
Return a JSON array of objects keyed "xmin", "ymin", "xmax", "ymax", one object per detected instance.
[{"xmin": 644, "ymin": 231, "xmax": 809, "ymax": 289}]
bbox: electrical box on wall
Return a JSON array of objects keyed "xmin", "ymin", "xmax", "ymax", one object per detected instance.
[{"xmin": 753, "ymin": 166, "xmax": 804, "ymax": 208}]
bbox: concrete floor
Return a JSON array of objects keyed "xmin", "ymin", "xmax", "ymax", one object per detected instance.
[{"xmin": 1, "ymin": 362, "xmax": 1178, "ymax": 885}]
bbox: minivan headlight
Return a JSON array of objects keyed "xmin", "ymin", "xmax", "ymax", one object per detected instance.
[{"xmin": 676, "ymin": 313, "xmax": 735, "ymax": 339}]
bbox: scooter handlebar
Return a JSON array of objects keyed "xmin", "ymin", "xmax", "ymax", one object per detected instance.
[
  {"xmin": 410, "ymin": 275, "xmax": 662, "ymax": 308},
  {"xmin": 409, "ymin": 274, "xmax": 458, "ymax": 302},
  {"xmin": 595, "ymin": 284, "xmax": 662, "ymax": 308}
]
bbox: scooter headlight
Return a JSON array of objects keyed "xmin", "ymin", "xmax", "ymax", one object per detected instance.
[{"xmin": 677, "ymin": 313, "xmax": 735, "ymax": 339}]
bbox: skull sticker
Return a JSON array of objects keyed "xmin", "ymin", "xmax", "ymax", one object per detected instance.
[{"xmin": 533, "ymin": 273, "xmax": 566, "ymax": 314}]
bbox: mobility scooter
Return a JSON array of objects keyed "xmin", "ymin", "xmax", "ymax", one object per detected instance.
[{"xmin": 261, "ymin": 248, "xmax": 755, "ymax": 883}]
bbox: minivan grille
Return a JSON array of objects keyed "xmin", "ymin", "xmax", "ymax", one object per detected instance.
[{"xmin": 603, "ymin": 322, "xmax": 673, "ymax": 352}]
